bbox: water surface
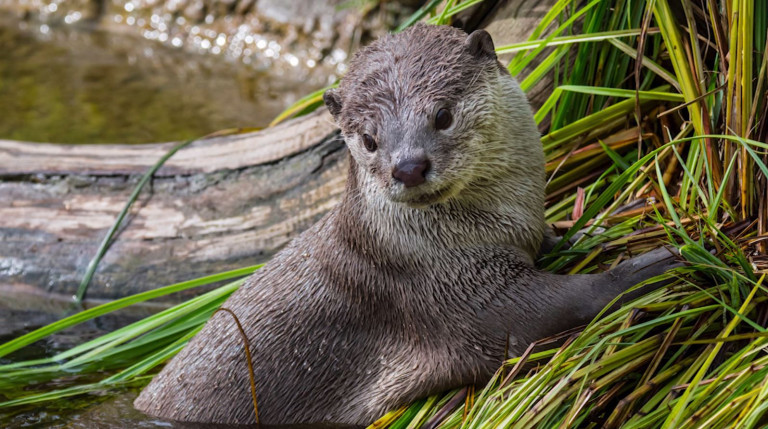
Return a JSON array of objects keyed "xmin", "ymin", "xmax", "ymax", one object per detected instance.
[
  {"xmin": 0, "ymin": 16, "xmax": 324, "ymax": 144},
  {"xmin": 0, "ymin": 288, "xmax": 173, "ymax": 427}
]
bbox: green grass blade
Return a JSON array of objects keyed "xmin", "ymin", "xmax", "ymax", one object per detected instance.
[
  {"xmin": 0, "ymin": 265, "xmax": 259, "ymax": 360},
  {"xmin": 75, "ymin": 138, "xmax": 199, "ymax": 302}
]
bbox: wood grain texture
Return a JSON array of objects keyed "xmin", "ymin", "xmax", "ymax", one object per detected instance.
[
  {"xmin": 0, "ymin": 110, "xmax": 337, "ymax": 176},
  {"xmin": 0, "ymin": 111, "xmax": 346, "ymax": 299}
]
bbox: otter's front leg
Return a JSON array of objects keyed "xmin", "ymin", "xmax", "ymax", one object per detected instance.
[{"xmin": 522, "ymin": 247, "xmax": 680, "ymax": 342}]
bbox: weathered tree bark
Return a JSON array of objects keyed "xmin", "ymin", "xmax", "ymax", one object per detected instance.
[{"xmin": 0, "ymin": 111, "xmax": 344, "ymax": 299}]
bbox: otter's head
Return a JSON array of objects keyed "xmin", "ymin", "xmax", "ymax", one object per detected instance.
[{"xmin": 324, "ymin": 24, "xmax": 543, "ymax": 210}]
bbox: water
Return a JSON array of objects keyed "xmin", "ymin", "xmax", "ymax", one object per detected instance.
[
  {"xmin": 0, "ymin": 287, "xmax": 175, "ymax": 427},
  {"xmin": 0, "ymin": 291, "xmax": 357, "ymax": 428},
  {"xmin": 0, "ymin": 16, "xmax": 327, "ymax": 144}
]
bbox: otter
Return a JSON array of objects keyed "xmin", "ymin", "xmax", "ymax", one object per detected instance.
[{"xmin": 134, "ymin": 23, "xmax": 678, "ymax": 426}]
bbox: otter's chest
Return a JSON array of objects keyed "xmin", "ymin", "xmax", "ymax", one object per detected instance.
[{"xmin": 382, "ymin": 245, "xmax": 535, "ymax": 342}]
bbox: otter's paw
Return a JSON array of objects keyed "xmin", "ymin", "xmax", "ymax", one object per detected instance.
[{"xmin": 612, "ymin": 246, "xmax": 684, "ymax": 291}]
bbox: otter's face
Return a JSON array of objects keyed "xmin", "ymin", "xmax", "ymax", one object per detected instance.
[
  {"xmin": 324, "ymin": 24, "xmax": 510, "ymax": 209},
  {"xmin": 336, "ymin": 100, "xmax": 467, "ymax": 208}
]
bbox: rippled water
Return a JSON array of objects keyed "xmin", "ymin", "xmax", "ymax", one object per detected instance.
[{"xmin": 0, "ymin": 16, "xmax": 328, "ymax": 144}]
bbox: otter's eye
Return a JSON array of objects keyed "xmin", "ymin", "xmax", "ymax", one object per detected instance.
[
  {"xmin": 435, "ymin": 108, "xmax": 453, "ymax": 130},
  {"xmin": 362, "ymin": 134, "xmax": 377, "ymax": 152}
]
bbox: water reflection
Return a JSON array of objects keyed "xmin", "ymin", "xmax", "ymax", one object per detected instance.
[
  {"xmin": 0, "ymin": 15, "xmax": 329, "ymax": 144},
  {"xmin": 0, "ymin": 289, "xmax": 365, "ymax": 428},
  {"xmin": 3, "ymin": 389, "xmax": 363, "ymax": 428}
]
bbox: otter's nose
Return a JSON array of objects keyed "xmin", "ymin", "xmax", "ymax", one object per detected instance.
[{"xmin": 392, "ymin": 158, "xmax": 430, "ymax": 188}]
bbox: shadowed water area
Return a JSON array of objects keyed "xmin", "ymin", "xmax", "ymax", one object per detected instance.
[
  {"xmin": 0, "ymin": 290, "xmax": 360, "ymax": 428},
  {"xmin": 0, "ymin": 288, "xmax": 170, "ymax": 427},
  {"xmin": 0, "ymin": 16, "xmax": 327, "ymax": 144}
]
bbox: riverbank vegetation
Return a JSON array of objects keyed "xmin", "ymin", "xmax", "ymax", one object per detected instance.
[{"xmin": 1, "ymin": 0, "xmax": 767, "ymax": 427}]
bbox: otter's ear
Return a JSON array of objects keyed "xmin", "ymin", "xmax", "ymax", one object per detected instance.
[
  {"xmin": 465, "ymin": 30, "xmax": 497, "ymax": 61},
  {"xmin": 323, "ymin": 88, "xmax": 343, "ymax": 120}
]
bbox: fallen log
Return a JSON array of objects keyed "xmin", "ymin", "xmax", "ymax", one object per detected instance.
[{"xmin": 0, "ymin": 111, "xmax": 345, "ymax": 299}]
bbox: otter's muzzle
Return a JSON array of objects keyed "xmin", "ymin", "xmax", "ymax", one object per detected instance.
[{"xmin": 392, "ymin": 158, "xmax": 430, "ymax": 188}]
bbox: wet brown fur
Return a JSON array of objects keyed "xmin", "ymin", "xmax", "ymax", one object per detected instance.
[{"xmin": 134, "ymin": 24, "xmax": 678, "ymax": 425}]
